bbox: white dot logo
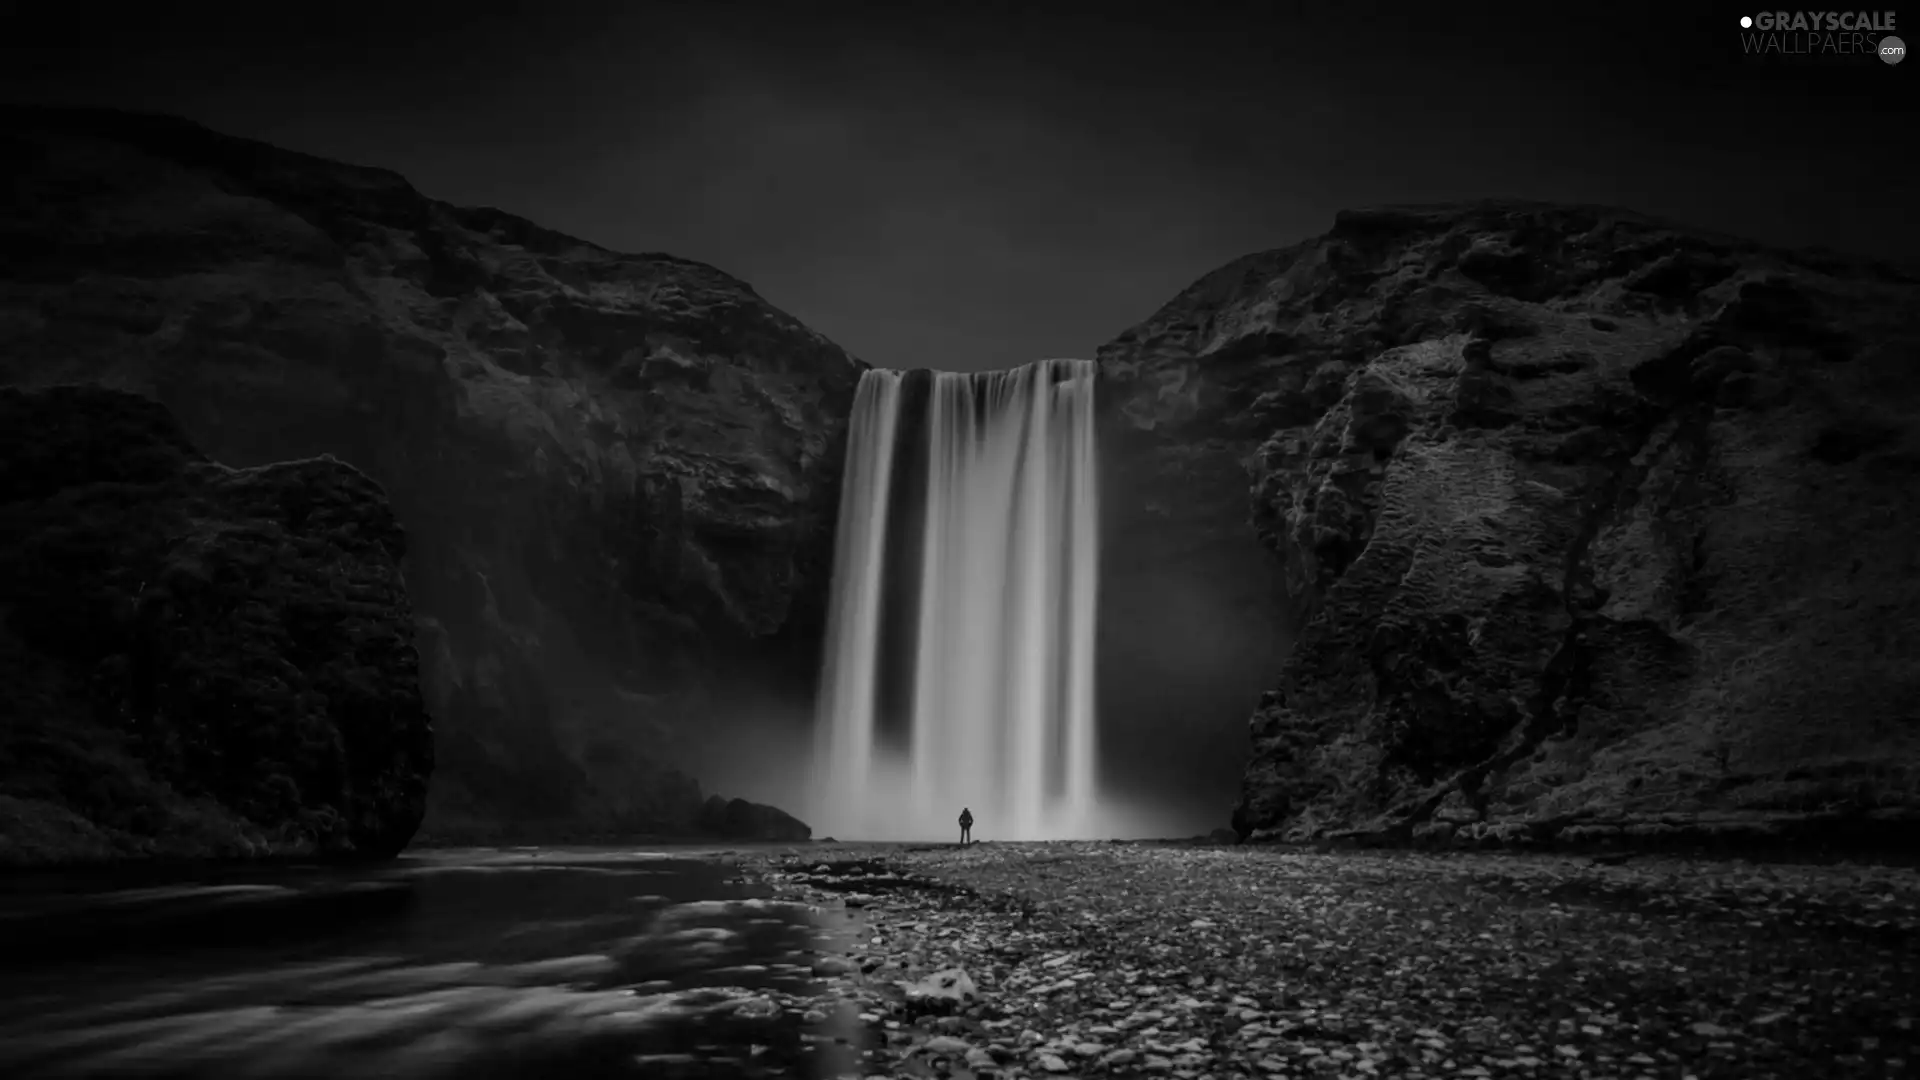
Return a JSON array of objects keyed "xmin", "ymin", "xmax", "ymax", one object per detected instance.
[{"xmin": 1740, "ymin": 15, "xmax": 1753, "ymax": 27}]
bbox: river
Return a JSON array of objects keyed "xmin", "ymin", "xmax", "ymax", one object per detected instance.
[{"xmin": 0, "ymin": 846, "xmax": 871, "ymax": 1079}]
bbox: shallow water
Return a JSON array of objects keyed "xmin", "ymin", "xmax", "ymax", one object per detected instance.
[{"xmin": 0, "ymin": 847, "xmax": 870, "ymax": 1079}]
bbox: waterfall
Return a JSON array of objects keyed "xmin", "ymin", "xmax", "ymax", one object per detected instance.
[{"xmin": 809, "ymin": 358, "xmax": 1100, "ymax": 841}]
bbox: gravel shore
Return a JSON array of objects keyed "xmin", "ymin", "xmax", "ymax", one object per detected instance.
[{"xmin": 746, "ymin": 842, "xmax": 1919, "ymax": 1079}]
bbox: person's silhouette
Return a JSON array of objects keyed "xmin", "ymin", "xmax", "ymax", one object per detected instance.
[{"xmin": 958, "ymin": 807, "xmax": 973, "ymax": 845}]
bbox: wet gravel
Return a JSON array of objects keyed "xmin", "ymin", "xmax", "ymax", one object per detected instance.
[{"xmin": 747, "ymin": 842, "xmax": 1920, "ymax": 1079}]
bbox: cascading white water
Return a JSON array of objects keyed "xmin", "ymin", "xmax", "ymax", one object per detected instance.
[{"xmin": 809, "ymin": 358, "xmax": 1100, "ymax": 841}]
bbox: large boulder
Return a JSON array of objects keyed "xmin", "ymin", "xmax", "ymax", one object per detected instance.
[
  {"xmin": 1099, "ymin": 201, "xmax": 1920, "ymax": 850},
  {"xmin": 0, "ymin": 385, "xmax": 432, "ymax": 864},
  {"xmin": 0, "ymin": 106, "xmax": 859, "ymax": 841}
]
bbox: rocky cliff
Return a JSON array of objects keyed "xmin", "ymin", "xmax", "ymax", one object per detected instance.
[
  {"xmin": 0, "ymin": 106, "xmax": 856, "ymax": 842},
  {"xmin": 0, "ymin": 385, "xmax": 433, "ymax": 864},
  {"xmin": 1099, "ymin": 201, "xmax": 1920, "ymax": 850}
]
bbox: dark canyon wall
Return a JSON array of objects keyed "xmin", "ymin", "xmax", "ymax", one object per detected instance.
[
  {"xmin": 0, "ymin": 107, "xmax": 857, "ymax": 846},
  {"xmin": 1096, "ymin": 374, "xmax": 1295, "ymax": 828},
  {"xmin": 0, "ymin": 385, "xmax": 432, "ymax": 864},
  {"xmin": 1099, "ymin": 201, "xmax": 1920, "ymax": 849}
]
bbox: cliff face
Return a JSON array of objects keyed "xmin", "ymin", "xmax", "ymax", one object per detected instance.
[
  {"xmin": 1100, "ymin": 202, "xmax": 1920, "ymax": 849},
  {"xmin": 0, "ymin": 385, "xmax": 432, "ymax": 864},
  {"xmin": 0, "ymin": 107, "xmax": 858, "ymax": 841}
]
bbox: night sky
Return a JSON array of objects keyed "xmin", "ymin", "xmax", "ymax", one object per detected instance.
[{"xmin": 4, "ymin": 1, "xmax": 1911, "ymax": 374}]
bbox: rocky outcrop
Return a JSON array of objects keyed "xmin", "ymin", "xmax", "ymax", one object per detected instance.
[
  {"xmin": 698, "ymin": 795, "xmax": 812, "ymax": 843},
  {"xmin": 1099, "ymin": 201, "xmax": 1920, "ymax": 851},
  {"xmin": 0, "ymin": 385, "xmax": 432, "ymax": 864},
  {"xmin": 0, "ymin": 106, "xmax": 855, "ymax": 841}
]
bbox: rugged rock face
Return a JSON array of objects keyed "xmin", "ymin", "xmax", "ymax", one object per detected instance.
[
  {"xmin": 0, "ymin": 106, "xmax": 859, "ymax": 841},
  {"xmin": 0, "ymin": 385, "xmax": 432, "ymax": 864},
  {"xmin": 1099, "ymin": 201, "xmax": 1920, "ymax": 849}
]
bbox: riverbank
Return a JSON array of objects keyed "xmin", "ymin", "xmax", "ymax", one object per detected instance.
[{"xmin": 747, "ymin": 841, "xmax": 1920, "ymax": 1078}]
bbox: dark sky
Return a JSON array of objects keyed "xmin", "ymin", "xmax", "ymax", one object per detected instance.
[{"xmin": 3, "ymin": 1, "xmax": 1912, "ymax": 372}]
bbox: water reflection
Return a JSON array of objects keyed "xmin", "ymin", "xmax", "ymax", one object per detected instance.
[{"xmin": 0, "ymin": 848, "xmax": 870, "ymax": 1078}]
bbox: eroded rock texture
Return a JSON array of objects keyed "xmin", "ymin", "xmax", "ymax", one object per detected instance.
[
  {"xmin": 1100, "ymin": 201, "xmax": 1920, "ymax": 849},
  {"xmin": 0, "ymin": 385, "xmax": 432, "ymax": 863},
  {"xmin": 0, "ymin": 106, "xmax": 858, "ymax": 842}
]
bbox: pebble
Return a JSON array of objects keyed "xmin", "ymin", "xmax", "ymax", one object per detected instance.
[
  {"xmin": 1691, "ymin": 1021, "xmax": 1732, "ymax": 1037},
  {"xmin": 811, "ymin": 956, "xmax": 852, "ymax": 976},
  {"xmin": 923, "ymin": 1035, "xmax": 970, "ymax": 1055}
]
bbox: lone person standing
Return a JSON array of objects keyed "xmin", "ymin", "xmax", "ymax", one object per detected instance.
[{"xmin": 958, "ymin": 806, "xmax": 974, "ymax": 846}]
